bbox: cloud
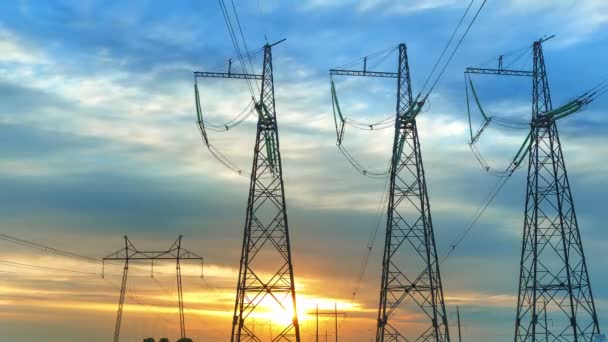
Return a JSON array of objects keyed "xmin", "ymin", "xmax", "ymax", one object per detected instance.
[
  {"xmin": 0, "ymin": 28, "xmax": 47, "ymax": 64},
  {"xmin": 0, "ymin": 3, "xmax": 607, "ymax": 341},
  {"xmin": 359, "ymin": 0, "xmax": 459, "ymax": 14},
  {"xmin": 301, "ymin": 0, "xmax": 459, "ymax": 14},
  {"xmin": 505, "ymin": 0, "xmax": 608, "ymax": 46}
]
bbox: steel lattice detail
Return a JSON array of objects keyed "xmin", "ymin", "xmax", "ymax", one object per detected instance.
[
  {"xmin": 103, "ymin": 236, "xmax": 203, "ymax": 342},
  {"xmin": 376, "ymin": 44, "xmax": 450, "ymax": 342},
  {"xmin": 231, "ymin": 43, "xmax": 301, "ymax": 342},
  {"xmin": 514, "ymin": 40, "xmax": 600, "ymax": 342}
]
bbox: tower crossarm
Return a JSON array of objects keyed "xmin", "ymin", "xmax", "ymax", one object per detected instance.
[
  {"xmin": 194, "ymin": 39, "xmax": 285, "ymax": 82},
  {"xmin": 463, "ymin": 37, "xmax": 603, "ymax": 342},
  {"xmin": 194, "ymin": 71, "xmax": 262, "ymax": 80},
  {"xmin": 330, "ymin": 43, "xmax": 450, "ymax": 342},
  {"xmin": 103, "ymin": 236, "xmax": 203, "ymax": 261},
  {"xmin": 465, "ymin": 67, "xmax": 533, "ymax": 77},
  {"xmin": 330, "ymin": 69, "xmax": 399, "ymax": 79},
  {"xmin": 228, "ymin": 39, "xmax": 301, "ymax": 342},
  {"xmin": 103, "ymin": 236, "xmax": 204, "ymax": 342}
]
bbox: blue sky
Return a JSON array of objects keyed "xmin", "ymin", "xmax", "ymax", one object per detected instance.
[{"xmin": 0, "ymin": 1, "xmax": 608, "ymax": 341}]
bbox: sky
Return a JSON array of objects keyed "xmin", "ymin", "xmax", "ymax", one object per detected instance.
[{"xmin": 1, "ymin": 0, "xmax": 608, "ymax": 341}]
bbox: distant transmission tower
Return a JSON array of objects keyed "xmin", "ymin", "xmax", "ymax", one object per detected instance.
[
  {"xmin": 103, "ymin": 235, "xmax": 204, "ymax": 342},
  {"xmin": 194, "ymin": 39, "xmax": 301, "ymax": 341},
  {"xmin": 330, "ymin": 43, "xmax": 450, "ymax": 342},
  {"xmin": 465, "ymin": 36, "xmax": 602, "ymax": 341}
]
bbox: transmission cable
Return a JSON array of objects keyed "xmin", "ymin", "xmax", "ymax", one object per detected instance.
[
  {"xmin": 0, "ymin": 233, "xmax": 200, "ymax": 277},
  {"xmin": 229, "ymin": 0, "xmax": 260, "ymax": 93},
  {"xmin": 218, "ymin": 0, "xmax": 256, "ymax": 98},
  {"xmin": 420, "ymin": 0, "xmax": 475, "ymax": 94},
  {"xmin": 423, "ymin": 0, "xmax": 488, "ymax": 98},
  {"xmin": 333, "ymin": 1, "xmax": 491, "ymax": 316}
]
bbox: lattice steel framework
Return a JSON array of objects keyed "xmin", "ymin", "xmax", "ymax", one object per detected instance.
[
  {"xmin": 103, "ymin": 236, "xmax": 203, "ymax": 342},
  {"xmin": 376, "ymin": 44, "xmax": 450, "ymax": 342},
  {"xmin": 330, "ymin": 43, "xmax": 450, "ymax": 342},
  {"xmin": 466, "ymin": 37, "xmax": 602, "ymax": 342},
  {"xmin": 194, "ymin": 39, "xmax": 300, "ymax": 341},
  {"xmin": 232, "ymin": 40, "xmax": 300, "ymax": 342},
  {"xmin": 514, "ymin": 39, "xmax": 601, "ymax": 342}
]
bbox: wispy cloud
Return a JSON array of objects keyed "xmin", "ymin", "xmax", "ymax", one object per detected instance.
[
  {"xmin": 300, "ymin": 0, "xmax": 459, "ymax": 14},
  {"xmin": 0, "ymin": 2, "xmax": 607, "ymax": 341},
  {"xmin": 0, "ymin": 28, "xmax": 47, "ymax": 64},
  {"xmin": 505, "ymin": 0, "xmax": 608, "ymax": 46}
]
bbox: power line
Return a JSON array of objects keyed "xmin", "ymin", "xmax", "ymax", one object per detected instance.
[
  {"xmin": 0, "ymin": 259, "xmax": 203, "ymax": 278},
  {"xmin": 0, "ymin": 232, "xmax": 199, "ymax": 277},
  {"xmin": 424, "ymin": 0, "xmax": 488, "ymax": 97},
  {"xmin": 230, "ymin": 0, "xmax": 259, "ymax": 93},
  {"xmin": 0, "ymin": 260, "xmax": 100, "ymax": 276},
  {"xmin": 0, "ymin": 233, "xmax": 98, "ymax": 263},
  {"xmin": 330, "ymin": 3, "xmax": 491, "ymax": 329},
  {"xmin": 440, "ymin": 171, "xmax": 513, "ymax": 263},
  {"xmin": 420, "ymin": 0, "xmax": 475, "ymax": 94},
  {"xmin": 218, "ymin": 0, "xmax": 257, "ymax": 97}
]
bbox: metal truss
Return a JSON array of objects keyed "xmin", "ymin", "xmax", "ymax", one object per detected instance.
[
  {"xmin": 231, "ymin": 40, "xmax": 300, "ymax": 342},
  {"xmin": 103, "ymin": 235, "xmax": 203, "ymax": 342},
  {"xmin": 194, "ymin": 38, "xmax": 300, "ymax": 342},
  {"xmin": 514, "ymin": 39, "xmax": 601, "ymax": 342},
  {"xmin": 331, "ymin": 43, "xmax": 450, "ymax": 342},
  {"xmin": 375, "ymin": 44, "xmax": 450, "ymax": 342}
]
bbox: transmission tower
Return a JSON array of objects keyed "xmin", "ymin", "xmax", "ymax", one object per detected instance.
[
  {"xmin": 330, "ymin": 43, "xmax": 450, "ymax": 342},
  {"xmin": 103, "ymin": 235, "xmax": 204, "ymax": 342},
  {"xmin": 465, "ymin": 36, "xmax": 602, "ymax": 341},
  {"xmin": 194, "ymin": 39, "xmax": 301, "ymax": 341}
]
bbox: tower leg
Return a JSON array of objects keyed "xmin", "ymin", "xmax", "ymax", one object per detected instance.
[
  {"xmin": 376, "ymin": 44, "xmax": 450, "ymax": 342},
  {"xmin": 177, "ymin": 260, "xmax": 185, "ymax": 339},
  {"xmin": 231, "ymin": 43, "xmax": 300, "ymax": 342},
  {"xmin": 114, "ymin": 261, "xmax": 129, "ymax": 342},
  {"xmin": 514, "ymin": 40, "xmax": 600, "ymax": 341}
]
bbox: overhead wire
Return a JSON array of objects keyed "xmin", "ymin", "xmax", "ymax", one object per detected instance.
[
  {"xmin": 195, "ymin": 1, "xmax": 264, "ymax": 177},
  {"xmin": 419, "ymin": 0, "xmax": 476, "ymax": 95},
  {"xmin": 330, "ymin": 76, "xmax": 393, "ymax": 178},
  {"xmin": 452, "ymin": 37, "xmax": 608, "ymax": 273},
  {"xmin": 360, "ymin": 164, "xmax": 519, "ymax": 310},
  {"xmin": 333, "ymin": 45, "xmax": 399, "ymax": 70},
  {"xmin": 195, "ymin": 75, "xmax": 254, "ymax": 177},
  {"xmin": 205, "ymin": 47, "xmax": 265, "ymax": 74},
  {"xmin": 337, "ymin": 144, "xmax": 390, "ymax": 179},
  {"xmin": 465, "ymin": 69, "xmax": 608, "ymax": 178},
  {"xmin": 0, "ymin": 259, "xmax": 191, "ymax": 278},
  {"xmin": 202, "ymin": 100, "xmax": 255, "ymax": 132},
  {"xmin": 102, "ymin": 276, "xmax": 176, "ymax": 332},
  {"xmin": 469, "ymin": 42, "xmax": 533, "ymax": 69},
  {"xmin": 330, "ymin": 1, "xmax": 491, "ymax": 315},
  {"xmin": 0, "ymin": 260, "xmax": 101, "ymax": 277},
  {"xmin": 9, "ymin": 271, "xmax": 173, "ymax": 341},
  {"xmin": 218, "ymin": 0, "xmax": 257, "ymax": 98},
  {"xmin": 230, "ymin": 0, "xmax": 259, "ymax": 93},
  {"xmin": 0, "ymin": 232, "xmax": 201, "ymax": 277},
  {"xmin": 342, "ymin": 172, "xmax": 391, "ymax": 324},
  {"xmin": 423, "ymin": 0, "xmax": 489, "ymax": 97},
  {"xmin": 441, "ymin": 153, "xmax": 517, "ymax": 264},
  {"xmin": 330, "ymin": 0, "xmax": 488, "ymax": 180}
]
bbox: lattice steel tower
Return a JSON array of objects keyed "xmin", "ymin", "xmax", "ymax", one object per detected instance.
[
  {"xmin": 376, "ymin": 44, "xmax": 450, "ymax": 342},
  {"xmin": 233, "ymin": 41, "xmax": 300, "ymax": 342},
  {"xmin": 465, "ymin": 37, "xmax": 602, "ymax": 341},
  {"xmin": 466, "ymin": 35, "xmax": 605, "ymax": 342},
  {"xmin": 194, "ymin": 39, "xmax": 300, "ymax": 341},
  {"xmin": 514, "ymin": 39, "xmax": 601, "ymax": 341},
  {"xmin": 330, "ymin": 43, "xmax": 450, "ymax": 342}
]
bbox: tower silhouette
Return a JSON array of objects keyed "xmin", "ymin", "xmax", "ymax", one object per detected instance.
[{"xmin": 194, "ymin": 39, "xmax": 300, "ymax": 341}]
